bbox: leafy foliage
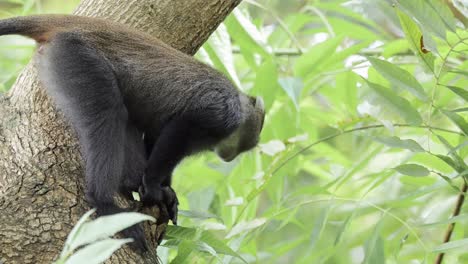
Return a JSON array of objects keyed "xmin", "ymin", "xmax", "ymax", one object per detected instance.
[{"xmin": 1, "ymin": 0, "xmax": 467, "ymax": 263}]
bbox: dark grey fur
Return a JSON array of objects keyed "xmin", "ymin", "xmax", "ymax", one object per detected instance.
[{"xmin": 0, "ymin": 15, "xmax": 265, "ymax": 252}]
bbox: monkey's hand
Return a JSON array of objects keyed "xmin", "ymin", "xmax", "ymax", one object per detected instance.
[{"xmin": 140, "ymin": 185, "xmax": 179, "ymax": 225}]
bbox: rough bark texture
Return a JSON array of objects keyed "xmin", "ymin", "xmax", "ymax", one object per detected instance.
[{"xmin": 0, "ymin": 0, "xmax": 242, "ymax": 263}]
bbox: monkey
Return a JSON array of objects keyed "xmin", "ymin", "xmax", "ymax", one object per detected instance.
[{"xmin": 0, "ymin": 15, "xmax": 265, "ymax": 251}]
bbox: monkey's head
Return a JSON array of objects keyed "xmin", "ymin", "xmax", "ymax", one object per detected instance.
[{"xmin": 214, "ymin": 95, "xmax": 265, "ymax": 162}]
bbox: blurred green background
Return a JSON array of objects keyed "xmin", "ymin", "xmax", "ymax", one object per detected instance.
[{"xmin": 1, "ymin": 0, "xmax": 467, "ymax": 263}]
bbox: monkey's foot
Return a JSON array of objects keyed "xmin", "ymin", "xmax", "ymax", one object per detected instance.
[
  {"xmin": 162, "ymin": 186, "xmax": 179, "ymax": 225},
  {"xmin": 140, "ymin": 185, "xmax": 179, "ymax": 225}
]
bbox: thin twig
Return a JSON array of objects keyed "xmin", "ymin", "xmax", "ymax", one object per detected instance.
[{"xmin": 434, "ymin": 182, "xmax": 468, "ymax": 264}]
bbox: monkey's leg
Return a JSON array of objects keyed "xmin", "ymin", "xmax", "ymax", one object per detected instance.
[
  {"xmin": 37, "ymin": 32, "xmax": 147, "ymax": 251},
  {"xmin": 120, "ymin": 123, "xmax": 146, "ymax": 201}
]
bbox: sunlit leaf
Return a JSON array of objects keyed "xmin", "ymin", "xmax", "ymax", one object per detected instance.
[
  {"xmin": 422, "ymin": 214, "xmax": 468, "ymax": 227},
  {"xmin": 435, "ymin": 154, "xmax": 464, "ymax": 173},
  {"xmin": 68, "ymin": 212, "xmax": 154, "ymax": 251},
  {"xmin": 310, "ymin": 207, "xmax": 330, "ymax": 247},
  {"xmin": 363, "ymin": 219, "xmax": 385, "ymax": 264},
  {"xmin": 204, "ymin": 23, "xmax": 241, "ymax": 88},
  {"xmin": 441, "ymin": 109, "xmax": 468, "ymax": 135},
  {"xmin": 433, "ymin": 238, "xmax": 468, "ymax": 253},
  {"xmin": 65, "ymin": 239, "xmax": 132, "ymax": 264},
  {"xmin": 367, "ymin": 81, "xmax": 423, "ymax": 125},
  {"xmin": 170, "ymin": 240, "xmax": 194, "ymax": 264},
  {"xmin": 375, "ymin": 136, "xmax": 425, "ymax": 152},
  {"xmin": 397, "ymin": 0, "xmax": 453, "ymax": 39},
  {"xmin": 294, "ymin": 36, "xmax": 344, "ymax": 77},
  {"xmin": 394, "ymin": 164, "xmax": 430, "ymax": 177},
  {"xmin": 165, "ymin": 226, "xmax": 246, "ymax": 262},
  {"xmin": 179, "ymin": 210, "xmax": 222, "ymax": 222},
  {"xmin": 225, "ymin": 9, "xmax": 270, "ymax": 57},
  {"xmin": 446, "ymin": 86, "xmax": 468, "ymax": 102},
  {"xmin": 396, "ymin": 9, "xmax": 435, "ymax": 71},
  {"xmin": 279, "ymin": 77, "xmax": 303, "ymax": 110},
  {"xmin": 226, "ymin": 218, "xmax": 267, "ymax": 239},
  {"xmin": 252, "ymin": 59, "xmax": 280, "ymax": 109},
  {"xmin": 368, "ymin": 57, "xmax": 428, "ymax": 101},
  {"xmin": 259, "ymin": 140, "xmax": 286, "ymax": 156}
]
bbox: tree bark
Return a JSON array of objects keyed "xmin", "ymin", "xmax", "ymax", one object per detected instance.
[{"xmin": 0, "ymin": 0, "xmax": 242, "ymax": 263}]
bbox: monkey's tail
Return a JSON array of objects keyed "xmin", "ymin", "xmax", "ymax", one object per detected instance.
[{"xmin": 0, "ymin": 15, "xmax": 59, "ymax": 42}]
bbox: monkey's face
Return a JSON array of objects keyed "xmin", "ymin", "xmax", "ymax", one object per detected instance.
[{"xmin": 214, "ymin": 96, "xmax": 265, "ymax": 162}]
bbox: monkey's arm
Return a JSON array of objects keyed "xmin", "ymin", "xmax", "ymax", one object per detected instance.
[{"xmin": 141, "ymin": 119, "xmax": 191, "ymax": 224}]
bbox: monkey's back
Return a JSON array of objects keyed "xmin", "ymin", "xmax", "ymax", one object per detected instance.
[{"xmin": 5, "ymin": 15, "xmax": 242, "ymax": 136}]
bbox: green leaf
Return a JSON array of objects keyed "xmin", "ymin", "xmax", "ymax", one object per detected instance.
[
  {"xmin": 65, "ymin": 238, "xmax": 131, "ymax": 264},
  {"xmin": 279, "ymin": 77, "xmax": 303, "ymax": 110},
  {"xmin": 166, "ymin": 226, "xmax": 246, "ymax": 262},
  {"xmin": 259, "ymin": 140, "xmax": 286, "ymax": 156},
  {"xmin": 178, "ymin": 210, "xmax": 222, "ymax": 222},
  {"xmin": 396, "ymin": 9, "xmax": 435, "ymax": 72},
  {"xmin": 448, "ymin": 70, "xmax": 468, "ymax": 77},
  {"xmin": 363, "ymin": 219, "xmax": 385, "ymax": 264},
  {"xmin": 252, "ymin": 59, "xmax": 280, "ymax": 109},
  {"xmin": 170, "ymin": 240, "xmax": 194, "ymax": 264},
  {"xmin": 201, "ymin": 231, "xmax": 246, "ymax": 262},
  {"xmin": 225, "ymin": 9, "xmax": 270, "ymax": 57},
  {"xmin": 310, "ymin": 207, "xmax": 330, "ymax": 247},
  {"xmin": 368, "ymin": 57, "xmax": 428, "ymax": 101},
  {"xmin": 436, "ymin": 135, "xmax": 467, "ymax": 171},
  {"xmin": 434, "ymin": 154, "xmax": 464, "ymax": 173},
  {"xmin": 441, "ymin": 109, "xmax": 468, "ymax": 135},
  {"xmin": 204, "ymin": 23, "xmax": 241, "ymax": 88},
  {"xmin": 375, "ymin": 136, "xmax": 425, "ymax": 152},
  {"xmin": 294, "ymin": 36, "xmax": 344, "ymax": 77},
  {"xmin": 226, "ymin": 218, "xmax": 266, "ymax": 239},
  {"xmin": 424, "ymin": 0, "xmax": 457, "ymax": 32},
  {"xmin": 397, "ymin": 0, "xmax": 452, "ymax": 39},
  {"xmin": 366, "ymin": 81, "xmax": 422, "ymax": 125},
  {"xmin": 422, "ymin": 214, "xmax": 468, "ymax": 227},
  {"xmin": 60, "ymin": 209, "xmax": 95, "ymax": 258},
  {"xmin": 334, "ymin": 214, "xmax": 353, "ymax": 246},
  {"xmin": 166, "ymin": 225, "xmax": 200, "ymax": 241},
  {"xmin": 394, "ymin": 164, "xmax": 430, "ymax": 177},
  {"xmin": 433, "ymin": 238, "xmax": 468, "ymax": 253},
  {"xmin": 68, "ymin": 212, "xmax": 154, "ymax": 251},
  {"xmin": 446, "ymin": 86, "xmax": 468, "ymax": 102}
]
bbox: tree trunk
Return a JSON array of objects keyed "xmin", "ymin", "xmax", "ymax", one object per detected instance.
[{"xmin": 0, "ymin": 0, "xmax": 241, "ymax": 263}]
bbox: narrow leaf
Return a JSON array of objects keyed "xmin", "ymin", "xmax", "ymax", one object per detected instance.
[
  {"xmin": 397, "ymin": 0, "xmax": 449, "ymax": 39},
  {"xmin": 435, "ymin": 154, "xmax": 464, "ymax": 173},
  {"xmin": 367, "ymin": 81, "xmax": 422, "ymax": 125},
  {"xmin": 394, "ymin": 164, "xmax": 430, "ymax": 177},
  {"xmin": 61, "ymin": 209, "xmax": 95, "ymax": 257},
  {"xmin": 433, "ymin": 238, "xmax": 468, "ymax": 253},
  {"xmin": 226, "ymin": 218, "xmax": 267, "ymax": 239},
  {"xmin": 368, "ymin": 57, "xmax": 428, "ymax": 101},
  {"xmin": 279, "ymin": 77, "xmax": 303, "ymax": 110},
  {"xmin": 294, "ymin": 36, "xmax": 344, "ymax": 77},
  {"xmin": 441, "ymin": 109, "xmax": 468, "ymax": 135},
  {"xmin": 446, "ymin": 86, "xmax": 468, "ymax": 102},
  {"xmin": 375, "ymin": 136, "xmax": 425, "ymax": 152},
  {"xmin": 259, "ymin": 140, "xmax": 286, "ymax": 156},
  {"xmin": 225, "ymin": 9, "xmax": 270, "ymax": 57},
  {"xmin": 65, "ymin": 239, "xmax": 131, "ymax": 264},
  {"xmin": 396, "ymin": 9, "xmax": 435, "ymax": 71},
  {"xmin": 204, "ymin": 23, "xmax": 241, "ymax": 88},
  {"xmin": 170, "ymin": 240, "xmax": 194, "ymax": 264},
  {"xmin": 69, "ymin": 212, "xmax": 155, "ymax": 250},
  {"xmin": 422, "ymin": 214, "xmax": 468, "ymax": 227},
  {"xmin": 363, "ymin": 219, "xmax": 385, "ymax": 264}
]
